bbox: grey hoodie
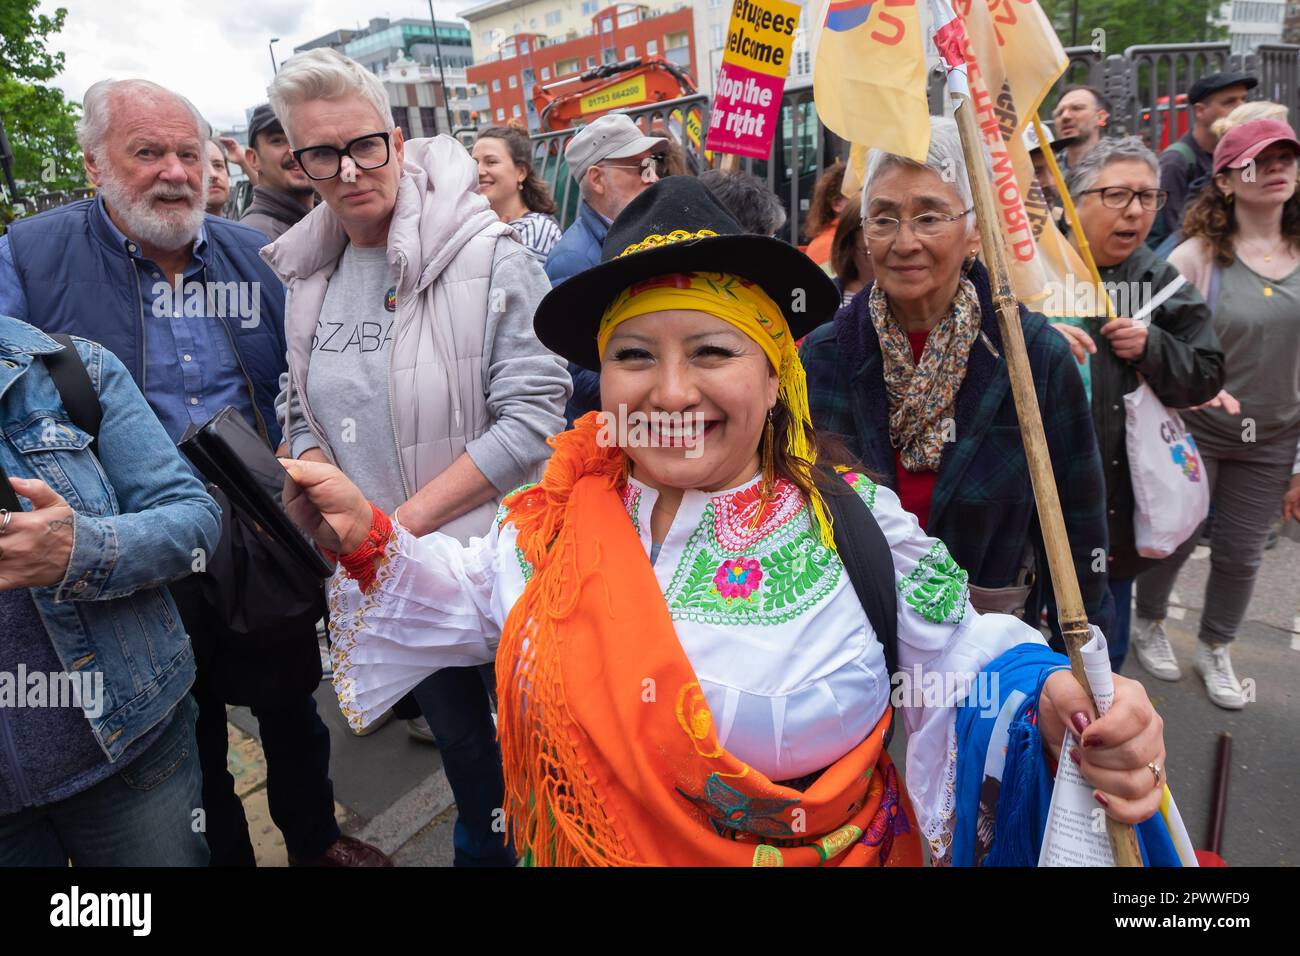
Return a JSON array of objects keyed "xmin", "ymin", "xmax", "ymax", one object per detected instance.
[{"xmin": 262, "ymin": 136, "xmax": 570, "ymax": 543}]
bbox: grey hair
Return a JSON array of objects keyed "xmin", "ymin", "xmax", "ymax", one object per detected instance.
[
  {"xmin": 699, "ymin": 168, "xmax": 788, "ymax": 236},
  {"xmin": 861, "ymin": 117, "xmax": 975, "ymax": 219},
  {"xmin": 1064, "ymin": 136, "xmax": 1158, "ymax": 197},
  {"xmin": 77, "ymin": 79, "xmax": 211, "ymax": 161},
  {"xmin": 268, "ymin": 48, "xmax": 392, "ymax": 146}
]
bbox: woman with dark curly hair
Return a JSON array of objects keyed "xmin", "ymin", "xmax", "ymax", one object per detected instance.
[
  {"xmin": 473, "ymin": 124, "xmax": 563, "ymax": 262},
  {"xmin": 1135, "ymin": 119, "xmax": 1300, "ymax": 710}
]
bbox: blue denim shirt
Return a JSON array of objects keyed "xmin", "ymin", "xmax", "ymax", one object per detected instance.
[
  {"xmin": 0, "ymin": 198, "xmax": 256, "ymax": 445},
  {"xmin": 0, "ymin": 315, "xmax": 220, "ymax": 762}
]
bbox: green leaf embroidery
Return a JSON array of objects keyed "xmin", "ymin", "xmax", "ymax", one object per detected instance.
[
  {"xmin": 898, "ymin": 542, "xmax": 969, "ymax": 625},
  {"xmin": 761, "ymin": 539, "xmax": 832, "ymax": 612}
]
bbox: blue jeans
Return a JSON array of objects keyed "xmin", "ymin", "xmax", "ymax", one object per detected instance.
[
  {"xmin": 413, "ymin": 665, "xmax": 515, "ymax": 867},
  {"xmin": 1108, "ymin": 577, "xmax": 1133, "ymax": 674},
  {"xmin": 0, "ymin": 696, "xmax": 208, "ymax": 866}
]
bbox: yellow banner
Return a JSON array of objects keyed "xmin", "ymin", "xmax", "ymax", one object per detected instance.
[
  {"xmin": 581, "ymin": 76, "xmax": 648, "ymax": 114},
  {"xmin": 952, "ymin": 0, "xmax": 1088, "ymax": 314},
  {"xmin": 724, "ymin": 0, "xmax": 801, "ymax": 78},
  {"xmin": 813, "ymin": 0, "xmax": 930, "ymax": 161}
]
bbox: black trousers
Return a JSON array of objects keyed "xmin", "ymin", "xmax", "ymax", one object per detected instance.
[{"xmin": 173, "ymin": 577, "xmax": 339, "ymax": 866}]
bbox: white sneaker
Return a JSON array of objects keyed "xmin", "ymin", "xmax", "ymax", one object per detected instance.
[
  {"xmin": 1194, "ymin": 643, "xmax": 1246, "ymax": 710},
  {"xmin": 1132, "ymin": 617, "xmax": 1182, "ymax": 681}
]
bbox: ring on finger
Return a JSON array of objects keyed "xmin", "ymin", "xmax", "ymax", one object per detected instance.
[
  {"xmin": 0, "ymin": 509, "xmax": 11, "ymax": 535},
  {"xmin": 1147, "ymin": 760, "xmax": 1163, "ymax": 790}
]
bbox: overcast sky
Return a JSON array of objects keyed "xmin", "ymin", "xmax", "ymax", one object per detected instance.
[{"xmin": 41, "ymin": 0, "xmax": 472, "ymax": 130}]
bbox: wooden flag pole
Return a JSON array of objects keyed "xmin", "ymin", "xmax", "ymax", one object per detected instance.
[{"xmin": 950, "ymin": 94, "xmax": 1144, "ymax": 867}]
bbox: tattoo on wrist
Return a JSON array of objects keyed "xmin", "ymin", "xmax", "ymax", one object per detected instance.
[{"xmin": 47, "ymin": 516, "xmax": 75, "ymax": 534}]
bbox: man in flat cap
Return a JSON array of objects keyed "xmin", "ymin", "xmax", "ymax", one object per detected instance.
[{"xmin": 1153, "ymin": 71, "xmax": 1257, "ymax": 246}]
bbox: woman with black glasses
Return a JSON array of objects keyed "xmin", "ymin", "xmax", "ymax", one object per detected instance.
[
  {"xmin": 1060, "ymin": 137, "xmax": 1225, "ymax": 675},
  {"xmin": 260, "ymin": 47, "xmax": 571, "ymax": 866}
]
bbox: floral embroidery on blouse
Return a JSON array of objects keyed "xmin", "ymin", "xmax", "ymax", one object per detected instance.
[
  {"xmin": 664, "ymin": 496, "xmax": 839, "ymax": 625},
  {"xmin": 710, "ymin": 478, "xmax": 803, "ymax": 552},
  {"xmin": 713, "ymin": 557, "xmax": 763, "ymax": 599},
  {"xmin": 840, "ymin": 470, "xmax": 878, "ymax": 509},
  {"xmin": 498, "ymin": 483, "xmax": 538, "ymax": 583},
  {"xmin": 620, "ymin": 481, "xmax": 643, "ymax": 536},
  {"xmin": 898, "ymin": 540, "xmax": 969, "ymax": 625}
]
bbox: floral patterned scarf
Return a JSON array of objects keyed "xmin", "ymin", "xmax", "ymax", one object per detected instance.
[{"xmin": 868, "ymin": 277, "xmax": 981, "ymax": 472}]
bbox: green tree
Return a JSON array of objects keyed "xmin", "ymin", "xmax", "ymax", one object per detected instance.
[
  {"xmin": 1040, "ymin": 0, "xmax": 1227, "ymax": 55},
  {"xmin": 0, "ymin": 0, "xmax": 84, "ymax": 223}
]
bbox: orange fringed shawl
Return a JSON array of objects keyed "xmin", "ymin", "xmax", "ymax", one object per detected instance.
[{"xmin": 495, "ymin": 412, "xmax": 922, "ymax": 867}]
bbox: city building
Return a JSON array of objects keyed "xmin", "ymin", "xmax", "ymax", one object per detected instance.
[
  {"xmin": 293, "ymin": 18, "xmax": 473, "ymax": 73},
  {"xmin": 343, "ymin": 17, "xmax": 474, "ymax": 73},
  {"xmin": 292, "ymin": 28, "xmax": 359, "ymax": 54},
  {"xmin": 460, "ymin": 0, "xmax": 684, "ymax": 61},
  {"xmin": 383, "ymin": 56, "xmax": 478, "ymax": 135},
  {"xmin": 289, "ymin": 18, "xmax": 482, "ymax": 136},
  {"xmin": 1220, "ymin": 0, "xmax": 1286, "ymax": 53},
  {"xmin": 1283, "ymin": 0, "xmax": 1300, "ymax": 41},
  {"xmin": 462, "ymin": 3, "xmax": 697, "ymax": 131}
]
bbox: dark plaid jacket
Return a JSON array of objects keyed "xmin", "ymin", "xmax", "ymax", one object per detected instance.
[{"xmin": 800, "ymin": 261, "xmax": 1115, "ymax": 644}]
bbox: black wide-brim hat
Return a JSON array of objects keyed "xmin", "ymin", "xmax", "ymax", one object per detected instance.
[{"xmin": 534, "ymin": 176, "xmax": 840, "ymax": 371}]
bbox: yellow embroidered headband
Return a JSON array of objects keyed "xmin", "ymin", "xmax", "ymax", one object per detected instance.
[{"xmin": 597, "ymin": 271, "xmax": 835, "ymax": 550}]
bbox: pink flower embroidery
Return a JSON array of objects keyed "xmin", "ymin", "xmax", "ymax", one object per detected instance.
[{"xmin": 713, "ymin": 558, "xmax": 763, "ymax": 600}]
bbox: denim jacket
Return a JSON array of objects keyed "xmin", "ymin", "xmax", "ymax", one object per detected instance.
[{"xmin": 0, "ymin": 315, "xmax": 220, "ymax": 761}]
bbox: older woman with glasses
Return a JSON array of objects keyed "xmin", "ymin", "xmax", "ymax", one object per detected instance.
[
  {"xmin": 1057, "ymin": 137, "xmax": 1224, "ymax": 676},
  {"xmin": 261, "ymin": 48, "xmax": 570, "ymax": 866},
  {"xmin": 803, "ymin": 117, "xmax": 1116, "ymax": 650}
]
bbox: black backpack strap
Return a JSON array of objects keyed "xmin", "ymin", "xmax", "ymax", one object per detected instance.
[
  {"xmin": 1, "ymin": 334, "xmax": 101, "ymax": 514},
  {"xmin": 0, "ymin": 462, "xmax": 20, "ymax": 512},
  {"xmin": 828, "ymin": 485, "xmax": 899, "ymax": 678},
  {"xmin": 40, "ymin": 333, "xmax": 102, "ymax": 453}
]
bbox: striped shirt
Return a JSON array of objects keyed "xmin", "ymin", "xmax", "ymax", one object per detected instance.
[{"xmin": 510, "ymin": 211, "xmax": 563, "ymax": 263}]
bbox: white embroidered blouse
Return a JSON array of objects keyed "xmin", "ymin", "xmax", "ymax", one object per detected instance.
[{"xmin": 326, "ymin": 469, "xmax": 1046, "ymax": 859}]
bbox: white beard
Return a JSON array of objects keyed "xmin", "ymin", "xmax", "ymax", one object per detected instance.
[{"xmin": 97, "ymin": 163, "xmax": 208, "ymax": 252}]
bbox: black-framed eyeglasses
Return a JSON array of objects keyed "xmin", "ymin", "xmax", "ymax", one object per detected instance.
[
  {"xmin": 1078, "ymin": 186, "xmax": 1168, "ymax": 211},
  {"xmin": 862, "ymin": 207, "xmax": 974, "ymax": 240},
  {"xmin": 292, "ymin": 131, "xmax": 392, "ymax": 181}
]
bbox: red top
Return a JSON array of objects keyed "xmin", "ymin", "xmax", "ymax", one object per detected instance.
[{"xmin": 893, "ymin": 331, "xmax": 938, "ymax": 531}]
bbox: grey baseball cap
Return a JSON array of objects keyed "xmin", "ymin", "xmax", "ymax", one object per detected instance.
[{"xmin": 565, "ymin": 114, "xmax": 668, "ymax": 184}]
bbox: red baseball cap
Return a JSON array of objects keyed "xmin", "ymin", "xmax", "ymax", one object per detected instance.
[{"xmin": 1213, "ymin": 118, "xmax": 1300, "ymax": 175}]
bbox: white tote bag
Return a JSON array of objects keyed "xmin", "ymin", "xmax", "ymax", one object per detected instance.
[{"xmin": 1124, "ymin": 381, "xmax": 1211, "ymax": 558}]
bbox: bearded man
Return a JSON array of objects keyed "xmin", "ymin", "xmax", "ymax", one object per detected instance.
[{"xmin": 0, "ymin": 78, "xmax": 390, "ymax": 868}]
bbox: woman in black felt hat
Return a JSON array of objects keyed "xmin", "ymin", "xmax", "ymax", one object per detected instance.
[{"xmin": 278, "ymin": 176, "xmax": 1169, "ymax": 867}]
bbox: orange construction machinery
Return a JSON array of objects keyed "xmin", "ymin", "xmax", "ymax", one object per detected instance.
[{"xmin": 532, "ymin": 56, "xmax": 697, "ymax": 132}]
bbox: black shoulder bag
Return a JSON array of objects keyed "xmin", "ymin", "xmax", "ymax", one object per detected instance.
[{"xmin": 827, "ymin": 483, "xmax": 901, "ymax": 744}]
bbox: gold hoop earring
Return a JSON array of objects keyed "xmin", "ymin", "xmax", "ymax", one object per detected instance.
[{"xmin": 760, "ymin": 408, "xmax": 776, "ymax": 500}]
